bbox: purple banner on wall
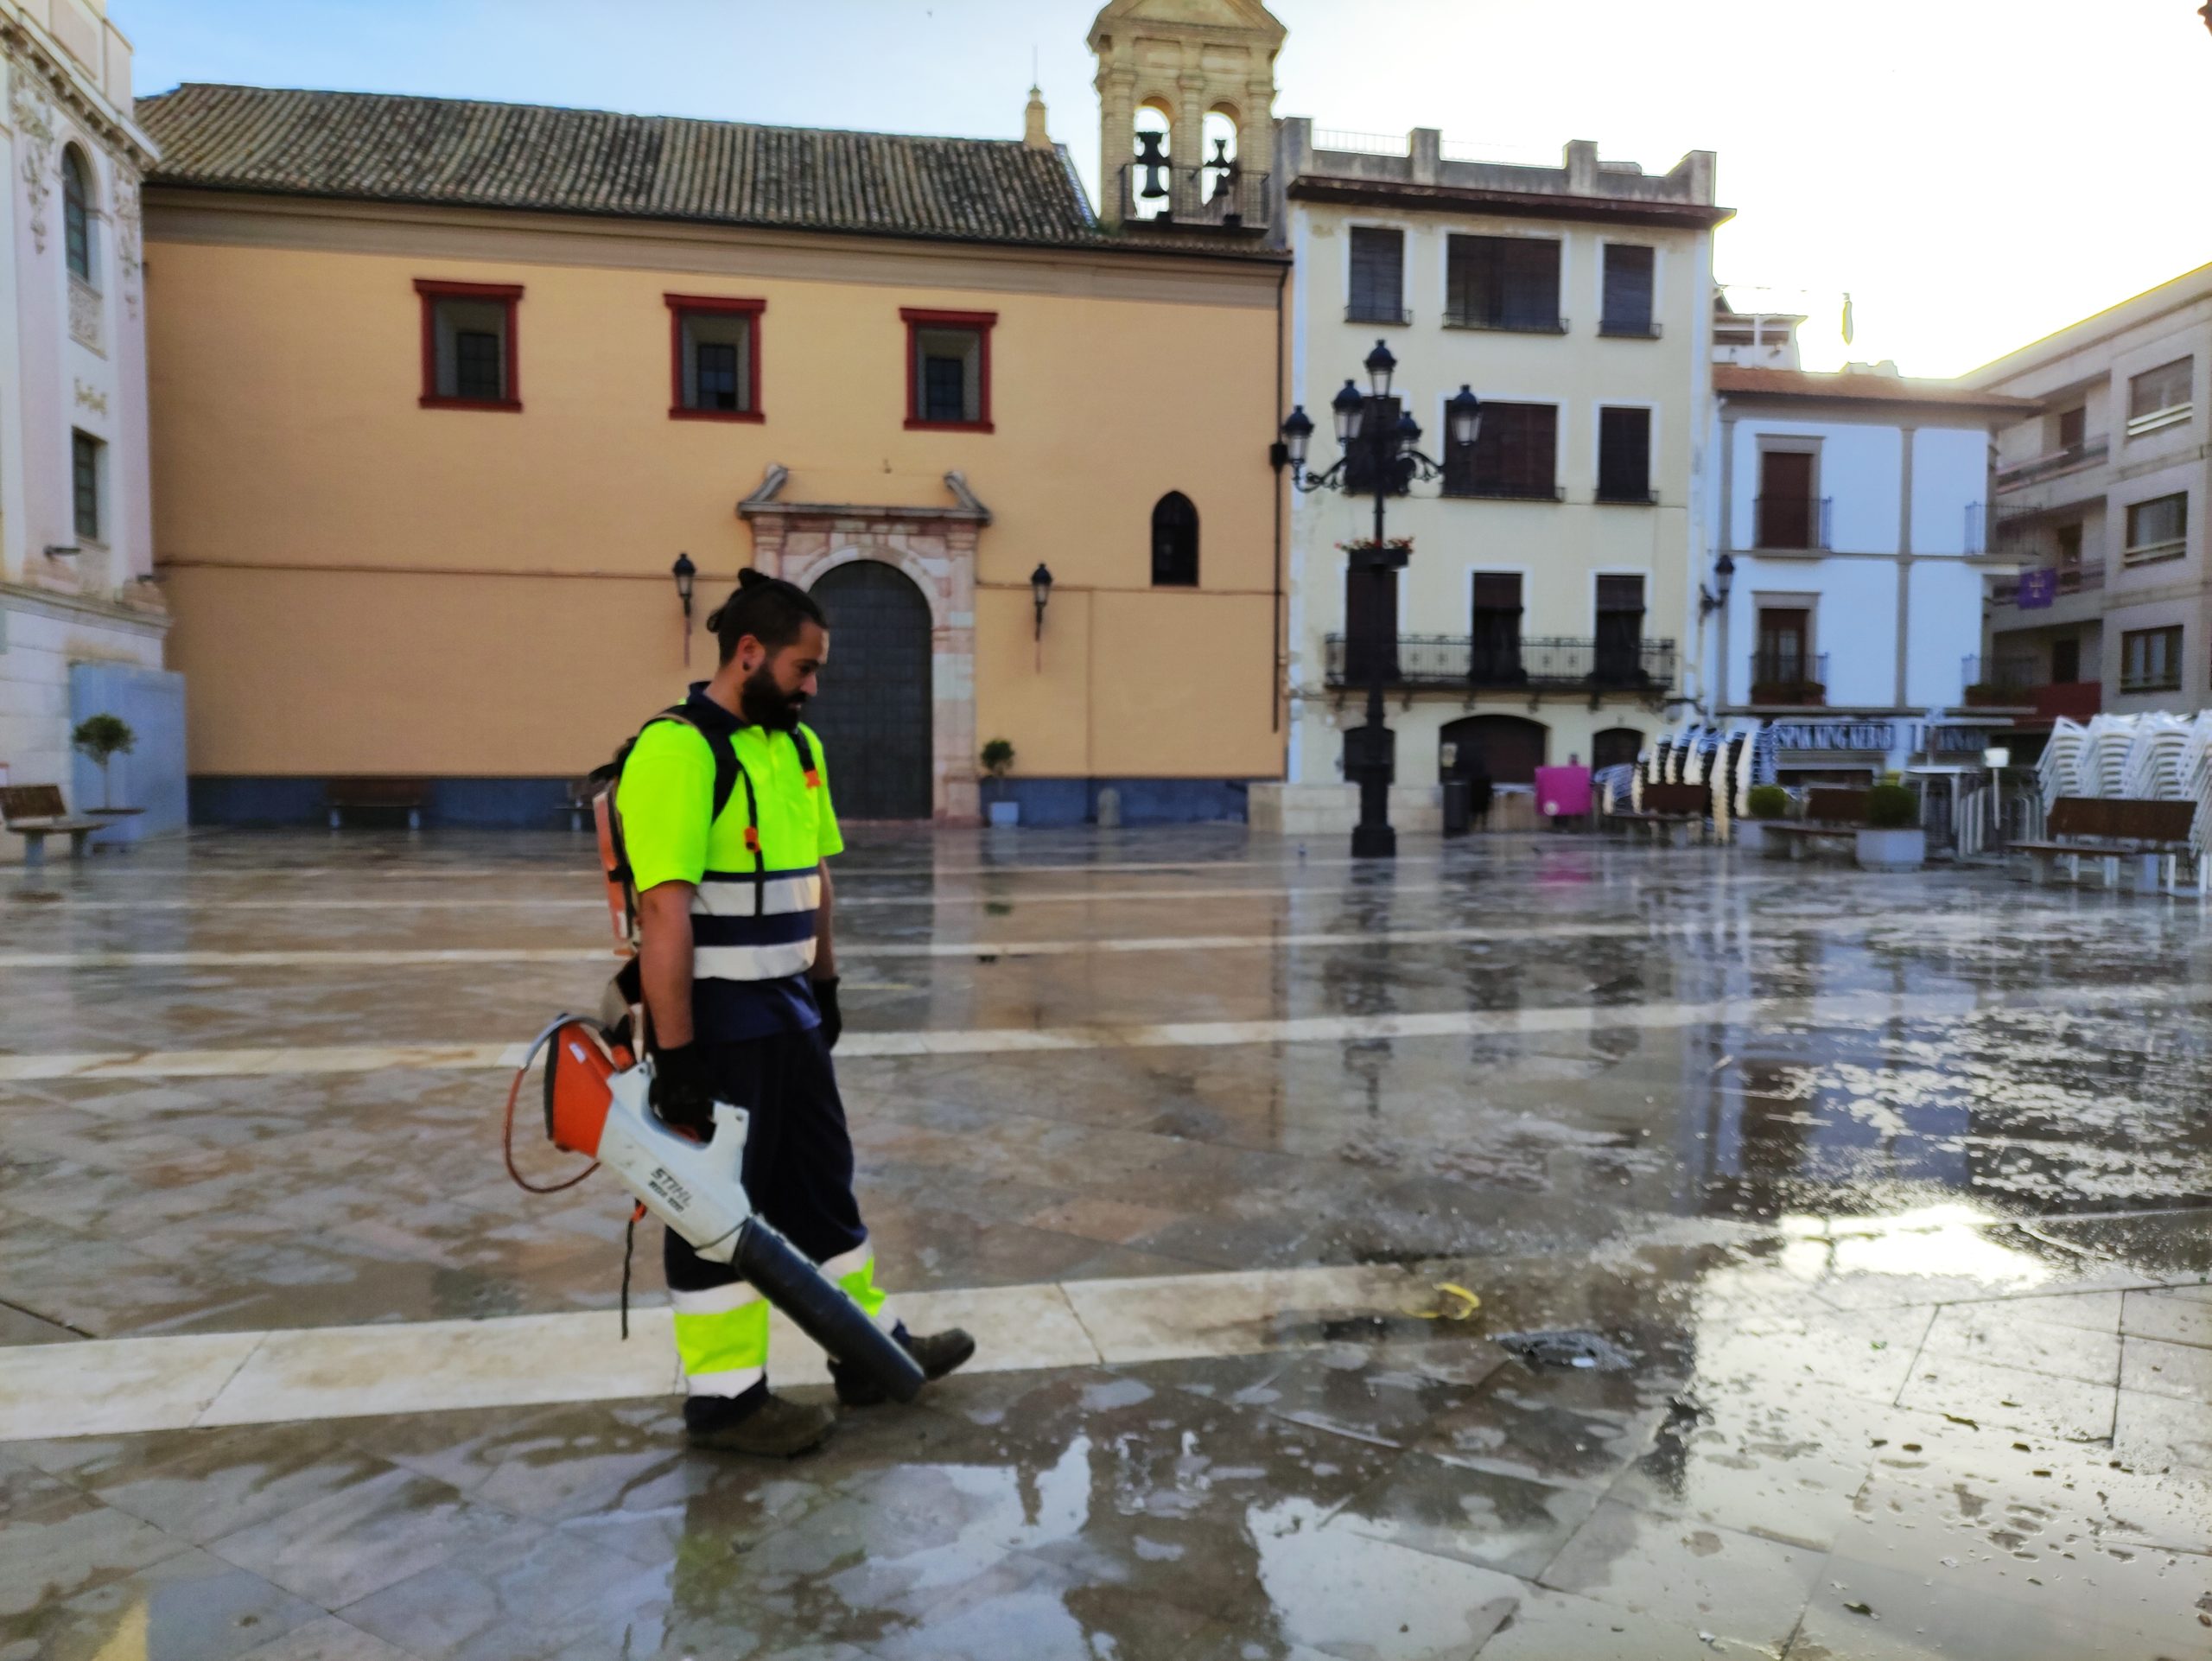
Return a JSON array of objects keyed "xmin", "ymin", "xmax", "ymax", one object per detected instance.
[{"xmin": 2017, "ymin": 569, "xmax": 2058, "ymax": 610}]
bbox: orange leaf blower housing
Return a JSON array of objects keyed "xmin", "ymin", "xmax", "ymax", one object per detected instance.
[{"xmin": 543, "ymin": 1018, "xmax": 630, "ymax": 1160}]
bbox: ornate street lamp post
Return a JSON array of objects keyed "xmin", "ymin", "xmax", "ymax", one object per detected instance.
[{"xmin": 1281, "ymin": 347, "xmax": 1480, "ymax": 858}]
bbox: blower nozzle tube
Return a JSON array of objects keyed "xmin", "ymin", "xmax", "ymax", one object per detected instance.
[{"xmin": 733, "ymin": 1216, "xmax": 926, "ymax": 1403}]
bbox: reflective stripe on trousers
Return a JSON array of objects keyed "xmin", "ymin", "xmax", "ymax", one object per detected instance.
[
  {"xmin": 670, "ymin": 1279, "xmax": 768, "ymax": 1397},
  {"xmin": 670, "ymin": 1245, "xmax": 896, "ymax": 1392}
]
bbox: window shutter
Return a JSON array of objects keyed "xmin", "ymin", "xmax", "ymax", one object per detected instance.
[
  {"xmin": 1596, "ymin": 575, "xmax": 1644, "ymax": 613},
  {"xmin": 2129, "ymin": 359, "xmax": 2191, "ymax": 419},
  {"xmin": 1470, "ymin": 404, "xmax": 1559, "ymax": 496},
  {"xmin": 1349, "ymin": 228, "xmax": 1404, "ymax": 320},
  {"xmin": 1602, "ymin": 246, "xmax": 1655, "ymax": 331},
  {"xmin": 1446, "ymin": 237, "xmax": 1559, "ymax": 328},
  {"xmin": 1599, "ymin": 408, "xmax": 1651, "ymax": 500},
  {"xmin": 1343, "ymin": 558, "xmax": 1401, "ymax": 682},
  {"xmin": 1472, "ymin": 573, "xmax": 1522, "ymax": 611}
]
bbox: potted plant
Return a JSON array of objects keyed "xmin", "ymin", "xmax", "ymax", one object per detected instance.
[
  {"xmin": 980, "ymin": 738, "xmax": 1018, "ymax": 826},
  {"xmin": 1739, "ymin": 783, "xmax": 1789, "ymax": 856},
  {"xmin": 1856, "ymin": 780, "xmax": 1925, "ymax": 871},
  {"xmin": 71, "ymin": 713, "xmax": 137, "ymax": 813}
]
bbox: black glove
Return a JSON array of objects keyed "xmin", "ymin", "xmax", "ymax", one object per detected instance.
[
  {"xmin": 650, "ymin": 1041, "xmax": 714, "ymax": 1134},
  {"xmin": 812, "ymin": 977, "xmax": 842, "ymax": 1051}
]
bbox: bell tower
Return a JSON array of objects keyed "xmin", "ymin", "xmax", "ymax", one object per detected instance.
[{"xmin": 1089, "ymin": 0, "xmax": 1284, "ymax": 229}]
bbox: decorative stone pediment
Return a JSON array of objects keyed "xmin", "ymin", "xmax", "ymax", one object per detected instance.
[{"xmin": 737, "ymin": 465, "xmax": 988, "ymax": 822}]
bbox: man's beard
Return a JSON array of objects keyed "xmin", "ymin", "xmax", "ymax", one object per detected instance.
[{"xmin": 740, "ymin": 664, "xmax": 805, "ymax": 731}]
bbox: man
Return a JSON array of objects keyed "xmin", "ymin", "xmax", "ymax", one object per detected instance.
[{"xmin": 618, "ymin": 569, "xmax": 973, "ymax": 1456}]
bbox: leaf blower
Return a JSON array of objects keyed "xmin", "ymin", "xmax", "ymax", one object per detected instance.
[{"xmin": 504, "ymin": 1013, "xmax": 925, "ymax": 1404}]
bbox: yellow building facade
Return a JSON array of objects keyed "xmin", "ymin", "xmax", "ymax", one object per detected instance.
[{"xmin": 140, "ymin": 71, "xmax": 1287, "ymax": 824}]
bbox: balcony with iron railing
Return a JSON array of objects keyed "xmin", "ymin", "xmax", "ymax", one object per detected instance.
[
  {"xmin": 1751, "ymin": 494, "xmax": 1832, "ymax": 552},
  {"xmin": 1116, "ymin": 164, "xmax": 1271, "ymax": 232},
  {"xmin": 1441, "ymin": 306, "xmax": 1568, "ymax": 335},
  {"xmin": 1747, "ymin": 651, "xmax": 1827, "ymax": 706},
  {"xmin": 1961, "ymin": 652, "xmax": 2101, "ymax": 722},
  {"xmin": 1323, "ymin": 633, "xmax": 1675, "ymax": 692},
  {"xmin": 1345, "ymin": 301, "xmax": 1413, "ymax": 326},
  {"xmin": 1993, "ymin": 435, "xmax": 2108, "ymax": 491},
  {"xmin": 1988, "ymin": 562, "xmax": 2105, "ymax": 606},
  {"xmin": 1597, "ymin": 315, "xmax": 1662, "ymax": 340}
]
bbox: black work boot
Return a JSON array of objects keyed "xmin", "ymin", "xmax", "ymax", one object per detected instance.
[
  {"xmin": 832, "ymin": 1326, "xmax": 976, "ymax": 1408},
  {"xmin": 683, "ymin": 1386, "xmax": 835, "ymax": 1456}
]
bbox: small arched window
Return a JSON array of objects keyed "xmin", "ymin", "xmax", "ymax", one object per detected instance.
[
  {"xmin": 1151, "ymin": 491, "xmax": 1198, "ymax": 587},
  {"xmin": 61, "ymin": 146, "xmax": 93, "ymax": 286}
]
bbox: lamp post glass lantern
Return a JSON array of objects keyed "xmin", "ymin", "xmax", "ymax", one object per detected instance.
[
  {"xmin": 1700, "ymin": 550, "xmax": 1734, "ymax": 616},
  {"xmin": 1280, "ymin": 342, "xmax": 1472, "ymax": 858}
]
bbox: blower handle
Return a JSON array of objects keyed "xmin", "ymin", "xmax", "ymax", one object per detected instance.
[{"xmin": 733, "ymin": 1217, "xmax": 925, "ymax": 1404}]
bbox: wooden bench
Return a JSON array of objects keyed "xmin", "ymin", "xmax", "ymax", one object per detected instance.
[
  {"xmin": 325, "ymin": 777, "xmax": 428, "ymax": 830},
  {"xmin": 1, "ymin": 784, "xmax": 105, "ymax": 867},
  {"xmin": 1758, "ymin": 788, "xmax": 1872, "ymax": 861},
  {"xmin": 1612, "ymin": 782, "xmax": 1711, "ymax": 846},
  {"xmin": 2013, "ymin": 798, "xmax": 2197, "ymax": 893}
]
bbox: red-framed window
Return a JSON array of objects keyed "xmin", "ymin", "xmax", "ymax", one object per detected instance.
[
  {"xmin": 416, "ymin": 279, "xmax": 522, "ymax": 411},
  {"xmin": 666, "ymin": 294, "xmax": 766, "ymax": 421},
  {"xmin": 901, "ymin": 308, "xmax": 995, "ymax": 431}
]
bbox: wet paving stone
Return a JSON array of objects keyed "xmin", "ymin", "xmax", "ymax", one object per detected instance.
[{"xmin": 6, "ymin": 829, "xmax": 2212, "ymax": 1657}]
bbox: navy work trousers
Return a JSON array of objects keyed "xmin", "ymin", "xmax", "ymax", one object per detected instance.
[{"xmin": 661, "ymin": 1026, "xmax": 871, "ymax": 1298}]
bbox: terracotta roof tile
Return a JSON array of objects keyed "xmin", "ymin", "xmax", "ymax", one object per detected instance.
[{"xmin": 137, "ymin": 83, "xmax": 1126, "ymax": 251}]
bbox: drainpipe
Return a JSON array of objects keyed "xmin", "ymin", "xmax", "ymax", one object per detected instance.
[
  {"xmin": 1272, "ymin": 260, "xmax": 1287, "ymax": 739},
  {"xmin": 1715, "ymin": 404, "xmax": 1735, "ymax": 711}
]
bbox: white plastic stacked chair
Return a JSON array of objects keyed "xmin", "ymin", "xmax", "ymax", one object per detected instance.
[
  {"xmin": 1726, "ymin": 721, "xmax": 1764, "ymax": 819},
  {"xmin": 2121, "ymin": 712, "xmax": 2191, "ymax": 804},
  {"xmin": 2184, "ymin": 715, "xmax": 2212, "ymax": 868},
  {"xmin": 2080, "ymin": 714, "xmax": 2138, "ymax": 800},
  {"xmin": 2037, "ymin": 716, "xmax": 2088, "ymax": 810},
  {"xmin": 1593, "ymin": 763, "xmax": 1636, "ymax": 815}
]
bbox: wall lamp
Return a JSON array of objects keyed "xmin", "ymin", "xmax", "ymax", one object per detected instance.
[
  {"xmin": 671, "ymin": 552, "xmax": 697, "ymax": 665},
  {"xmin": 1699, "ymin": 551, "xmax": 1735, "ymax": 617},
  {"xmin": 1030, "ymin": 563, "xmax": 1054, "ymax": 640}
]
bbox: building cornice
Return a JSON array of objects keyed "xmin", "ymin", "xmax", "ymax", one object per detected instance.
[
  {"xmin": 1, "ymin": 19, "xmax": 157, "ymax": 169},
  {"xmin": 1, "ymin": 580, "xmax": 169, "ymax": 636},
  {"xmin": 737, "ymin": 463, "xmax": 994, "ymax": 525},
  {"xmin": 1964, "ymin": 264, "xmax": 2212, "ymax": 390},
  {"xmin": 143, "ymin": 186, "xmax": 1288, "ymax": 309},
  {"xmin": 1287, "ymin": 175, "xmax": 1732, "ymax": 231}
]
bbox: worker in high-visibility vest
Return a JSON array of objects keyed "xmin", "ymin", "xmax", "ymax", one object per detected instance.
[{"xmin": 620, "ymin": 570, "xmax": 973, "ymax": 1455}]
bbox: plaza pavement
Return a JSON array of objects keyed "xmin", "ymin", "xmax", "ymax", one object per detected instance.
[{"xmin": 0, "ymin": 825, "xmax": 2208, "ymax": 1660}]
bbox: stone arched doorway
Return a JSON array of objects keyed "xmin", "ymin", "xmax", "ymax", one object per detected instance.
[
  {"xmin": 740, "ymin": 466, "xmax": 984, "ymax": 821},
  {"xmin": 1592, "ymin": 726, "xmax": 1644, "ymax": 772},
  {"xmin": 805, "ymin": 562, "xmax": 934, "ymax": 820},
  {"xmin": 1441, "ymin": 714, "xmax": 1548, "ymax": 785}
]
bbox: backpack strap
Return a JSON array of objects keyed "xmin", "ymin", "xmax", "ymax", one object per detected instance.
[{"xmin": 641, "ymin": 708, "xmax": 741, "ymax": 827}]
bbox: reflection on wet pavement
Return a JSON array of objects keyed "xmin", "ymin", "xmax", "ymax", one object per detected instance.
[{"xmin": 2, "ymin": 826, "xmax": 2209, "ymax": 1658}]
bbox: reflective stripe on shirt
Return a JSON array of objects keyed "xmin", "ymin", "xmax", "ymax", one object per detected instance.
[
  {"xmin": 693, "ymin": 868, "xmax": 822, "ymax": 917},
  {"xmin": 695, "ymin": 940, "xmax": 817, "ymax": 980}
]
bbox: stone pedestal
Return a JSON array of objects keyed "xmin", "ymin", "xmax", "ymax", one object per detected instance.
[{"xmin": 1249, "ymin": 783, "xmax": 1440, "ymax": 837}]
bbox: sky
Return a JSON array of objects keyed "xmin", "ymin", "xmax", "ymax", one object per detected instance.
[{"xmin": 121, "ymin": 0, "xmax": 2212, "ymax": 378}]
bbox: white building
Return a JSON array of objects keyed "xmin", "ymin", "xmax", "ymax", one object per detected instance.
[
  {"xmin": 1967, "ymin": 263, "xmax": 2212, "ymax": 747},
  {"xmin": 1703, "ymin": 353, "xmax": 2036, "ymax": 780},
  {"xmin": 1255, "ymin": 124, "xmax": 1726, "ymax": 833},
  {"xmin": 0, "ymin": 0, "xmax": 170, "ymax": 846}
]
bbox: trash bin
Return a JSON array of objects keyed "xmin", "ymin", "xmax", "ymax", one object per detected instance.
[{"xmin": 1441, "ymin": 779, "xmax": 1471, "ymax": 837}]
